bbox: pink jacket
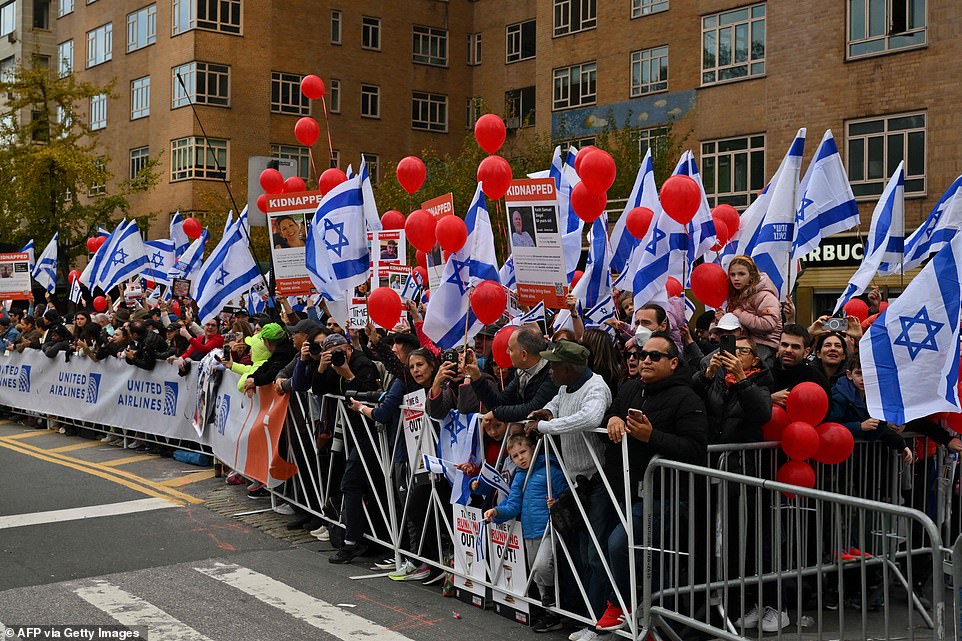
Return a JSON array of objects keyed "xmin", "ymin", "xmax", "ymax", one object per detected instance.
[{"xmin": 728, "ymin": 274, "xmax": 782, "ymax": 350}]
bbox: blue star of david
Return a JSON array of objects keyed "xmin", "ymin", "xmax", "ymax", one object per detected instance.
[
  {"xmin": 322, "ymin": 219, "xmax": 349, "ymax": 257},
  {"xmin": 111, "ymin": 247, "xmax": 128, "ymax": 267},
  {"xmin": 445, "ymin": 411, "xmax": 469, "ymax": 447},
  {"xmin": 645, "ymin": 228, "xmax": 666, "ymax": 255},
  {"xmin": 893, "ymin": 306, "xmax": 944, "ymax": 360},
  {"xmin": 446, "ymin": 257, "xmax": 469, "ymax": 296},
  {"xmin": 796, "ymin": 197, "xmax": 814, "ymax": 225},
  {"xmin": 214, "ymin": 266, "xmax": 229, "ymax": 287},
  {"xmin": 925, "ymin": 208, "xmax": 943, "ymax": 239},
  {"xmin": 150, "ymin": 251, "xmax": 166, "ymax": 268}
]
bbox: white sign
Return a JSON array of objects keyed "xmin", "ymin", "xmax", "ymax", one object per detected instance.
[
  {"xmin": 489, "ymin": 519, "xmax": 530, "ymax": 619},
  {"xmin": 0, "ymin": 253, "xmax": 32, "ymax": 300},
  {"xmin": 402, "ymin": 389, "xmax": 428, "ymax": 475},
  {"xmin": 348, "ymin": 297, "xmax": 369, "ymax": 329},
  {"xmin": 452, "ymin": 504, "xmax": 487, "ymax": 606},
  {"xmin": 504, "ymin": 179, "xmax": 568, "ymax": 309}
]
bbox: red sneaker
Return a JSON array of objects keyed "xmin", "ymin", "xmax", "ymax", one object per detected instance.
[{"xmin": 596, "ymin": 601, "xmax": 627, "ymax": 631}]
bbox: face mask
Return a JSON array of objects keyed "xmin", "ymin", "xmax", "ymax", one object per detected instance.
[{"xmin": 476, "ymin": 356, "xmax": 488, "ymax": 371}]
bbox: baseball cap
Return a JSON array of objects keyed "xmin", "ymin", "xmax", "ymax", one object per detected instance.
[
  {"xmin": 259, "ymin": 323, "xmax": 286, "ymax": 341},
  {"xmin": 539, "ymin": 339, "xmax": 589, "ymax": 366},
  {"xmin": 712, "ymin": 313, "xmax": 742, "ymax": 333},
  {"xmin": 321, "ymin": 333, "xmax": 349, "ymax": 350},
  {"xmin": 288, "ymin": 318, "xmax": 321, "ymax": 335}
]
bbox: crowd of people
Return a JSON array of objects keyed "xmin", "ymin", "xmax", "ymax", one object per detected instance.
[{"xmin": 2, "ymin": 254, "xmax": 959, "ymax": 639}]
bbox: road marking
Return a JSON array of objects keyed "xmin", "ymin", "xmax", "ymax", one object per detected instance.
[
  {"xmin": 3, "ymin": 430, "xmax": 47, "ymax": 440},
  {"xmin": 101, "ymin": 454, "xmax": 158, "ymax": 467},
  {"xmin": 48, "ymin": 441, "xmax": 105, "ymax": 453},
  {"xmin": 0, "ymin": 621, "xmax": 21, "ymax": 641},
  {"xmin": 195, "ymin": 562, "xmax": 416, "ymax": 641},
  {"xmin": 74, "ymin": 581, "xmax": 214, "ymax": 641},
  {"xmin": 159, "ymin": 470, "xmax": 216, "ymax": 487},
  {"xmin": 0, "ymin": 498, "xmax": 175, "ymax": 530}
]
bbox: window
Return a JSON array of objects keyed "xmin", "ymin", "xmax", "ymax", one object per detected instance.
[
  {"xmin": 413, "ymin": 25, "xmax": 447, "ymax": 66},
  {"xmin": 632, "ymin": 0, "xmax": 668, "ymax": 17},
  {"xmin": 505, "ymin": 86, "xmax": 535, "ymax": 128},
  {"xmin": 554, "ymin": 0, "xmax": 596, "ymax": 36},
  {"xmin": 89, "ymin": 157, "xmax": 106, "ymax": 196},
  {"xmin": 31, "ymin": 110, "xmax": 49, "ymax": 142},
  {"xmin": 34, "ymin": 0, "xmax": 50, "ymax": 29},
  {"xmin": 329, "ymin": 79, "xmax": 340, "ymax": 112},
  {"xmin": 270, "ymin": 143, "xmax": 310, "ymax": 180},
  {"xmin": 465, "ymin": 96, "xmax": 482, "ymax": 129},
  {"xmin": 506, "ymin": 20, "xmax": 536, "ymax": 63},
  {"xmin": 33, "ymin": 54, "xmax": 49, "ymax": 69},
  {"xmin": 171, "ymin": 136, "xmax": 228, "ymax": 181},
  {"xmin": 329, "ymin": 149, "xmax": 339, "ymax": 170},
  {"xmin": 55, "ymin": 105, "xmax": 71, "ymax": 138},
  {"xmin": 172, "ymin": 0, "xmax": 191, "ymax": 34},
  {"xmin": 271, "ymin": 71, "xmax": 310, "ymax": 115},
  {"xmin": 362, "ymin": 153, "xmax": 379, "ymax": 183},
  {"xmin": 173, "ymin": 0, "xmax": 241, "ymax": 35},
  {"xmin": 467, "ymin": 32, "xmax": 481, "ymax": 65},
  {"xmin": 130, "ymin": 146, "xmax": 149, "ymax": 179},
  {"xmin": 86, "ymin": 22, "xmax": 112, "ymax": 68},
  {"xmin": 630, "ymin": 46, "xmax": 668, "ymax": 96},
  {"xmin": 127, "ymin": 4, "xmax": 156, "ymax": 52},
  {"xmin": 362, "ymin": 16, "xmax": 380, "ymax": 50},
  {"xmin": 702, "ymin": 4, "xmax": 765, "ymax": 85},
  {"xmin": 700, "ymin": 134, "xmax": 766, "ymax": 208},
  {"xmin": 848, "ymin": 0, "xmax": 925, "ymax": 59},
  {"xmin": 360, "ymin": 84, "xmax": 379, "ymax": 118},
  {"xmin": 58, "ymin": 0, "xmax": 73, "ymax": 17},
  {"xmin": 637, "ymin": 126, "xmax": 669, "ymax": 159},
  {"xmin": 0, "ymin": 55, "xmax": 13, "ymax": 82},
  {"xmin": 553, "ymin": 61, "xmax": 596, "ymax": 110},
  {"xmin": 130, "ymin": 76, "xmax": 150, "ymax": 119},
  {"xmin": 57, "ymin": 39, "xmax": 73, "ymax": 77},
  {"xmin": 172, "ymin": 61, "xmax": 230, "ymax": 108},
  {"xmin": 412, "ymin": 92, "xmax": 447, "ymax": 132},
  {"xmin": 846, "ymin": 112, "xmax": 925, "ymax": 199},
  {"xmin": 330, "ymin": 9, "xmax": 341, "ymax": 44},
  {"xmin": 89, "ymin": 93, "xmax": 107, "ymax": 130},
  {"xmin": 0, "ymin": 1, "xmax": 15, "ymax": 37}
]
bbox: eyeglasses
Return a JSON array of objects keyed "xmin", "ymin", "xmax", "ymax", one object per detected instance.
[
  {"xmin": 636, "ymin": 350, "xmax": 671, "ymax": 362},
  {"xmin": 735, "ymin": 347, "xmax": 756, "ymax": 356}
]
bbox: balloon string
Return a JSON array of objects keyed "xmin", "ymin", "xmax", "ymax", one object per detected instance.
[
  {"xmin": 320, "ymin": 96, "xmax": 335, "ymax": 168},
  {"xmin": 307, "ymin": 148, "xmax": 318, "ymax": 187}
]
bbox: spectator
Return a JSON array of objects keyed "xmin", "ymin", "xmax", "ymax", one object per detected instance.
[
  {"xmin": 275, "ymin": 319, "xmax": 324, "ymax": 396},
  {"xmin": 124, "ymin": 320, "xmax": 168, "ymax": 370},
  {"xmin": 723, "ymin": 256, "xmax": 782, "ymax": 364},
  {"xmin": 243, "ymin": 323, "xmax": 297, "ymax": 396},
  {"xmin": 770, "ymin": 324, "xmax": 830, "ymax": 407},
  {"xmin": 13, "ymin": 315, "xmax": 41, "ymax": 352},
  {"xmin": 71, "ymin": 311, "xmax": 92, "ymax": 342},
  {"xmin": 42, "ymin": 324, "xmax": 72, "ymax": 359},
  {"xmin": 0, "ymin": 316, "xmax": 20, "ymax": 351},
  {"xmin": 92, "ymin": 313, "xmax": 114, "ymax": 339},
  {"xmin": 811, "ymin": 332, "xmax": 849, "ymax": 386},
  {"xmin": 98, "ymin": 327, "xmax": 131, "ymax": 360},
  {"xmin": 169, "ymin": 317, "xmax": 225, "ymax": 374},
  {"xmin": 580, "ymin": 328, "xmax": 625, "ymax": 395}
]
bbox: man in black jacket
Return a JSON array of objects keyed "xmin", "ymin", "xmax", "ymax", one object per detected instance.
[
  {"xmin": 124, "ymin": 320, "xmax": 169, "ymax": 370},
  {"xmin": 770, "ymin": 324, "xmax": 830, "ymax": 405}
]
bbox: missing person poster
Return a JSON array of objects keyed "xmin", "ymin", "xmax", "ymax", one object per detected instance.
[
  {"xmin": 504, "ymin": 179, "xmax": 568, "ymax": 308},
  {"xmin": 421, "ymin": 193, "xmax": 455, "ymax": 292},
  {"xmin": 372, "ymin": 264, "xmax": 413, "ymax": 297},
  {"xmin": 489, "ymin": 519, "xmax": 530, "ymax": 623},
  {"xmin": 267, "ymin": 191, "xmax": 324, "ymax": 297},
  {"xmin": 0, "ymin": 253, "xmax": 32, "ymax": 300},
  {"xmin": 401, "ymin": 389, "xmax": 428, "ymax": 476},
  {"xmin": 453, "ymin": 504, "xmax": 487, "ymax": 608}
]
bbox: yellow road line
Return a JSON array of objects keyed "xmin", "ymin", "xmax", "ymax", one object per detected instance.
[
  {"xmin": 48, "ymin": 441, "xmax": 105, "ymax": 453},
  {"xmin": 3, "ymin": 430, "xmax": 49, "ymax": 440},
  {"xmin": 101, "ymin": 454, "xmax": 159, "ymax": 467},
  {"xmin": 159, "ymin": 470, "xmax": 217, "ymax": 487}
]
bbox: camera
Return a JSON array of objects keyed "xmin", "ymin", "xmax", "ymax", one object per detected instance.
[
  {"xmin": 330, "ymin": 349, "xmax": 346, "ymax": 367},
  {"xmin": 821, "ymin": 317, "xmax": 849, "ymax": 332},
  {"xmin": 442, "ymin": 348, "xmax": 462, "ymax": 365},
  {"xmin": 345, "ymin": 390, "xmax": 385, "ymax": 403},
  {"xmin": 309, "ymin": 341, "xmax": 323, "ymax": 356}
]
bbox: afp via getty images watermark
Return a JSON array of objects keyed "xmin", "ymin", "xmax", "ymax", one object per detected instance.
[{"xmin": 3, "ymin": 626, "xmax": 148, "ymax": 640}]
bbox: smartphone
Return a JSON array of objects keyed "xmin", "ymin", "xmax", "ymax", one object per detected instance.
[
  {"xmin": 821, "ymin": 317, "xmax": 849, "ymax": 332},
  {"xmin": 719, "ymin": 334, "xmax": 736, "ymax": 355},
  {"xmin": 628, "ymin": 408, "xmax": 644, "ymax": 421}
]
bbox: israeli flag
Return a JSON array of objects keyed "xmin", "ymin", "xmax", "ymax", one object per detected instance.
[
  {"xmin": 169, "ymin": 211, "xmax": 191, "ymax": 257},
  {"xmin": 615, "ymin": 205, "xmax": 677, "ymax": 313},
  {"xmin": 80, "ymin": 221, "xmax": 120, "ymax": 290},
  {"xmin": 20, "ymin": 239, "xmax": 34, "ymax": 270},
  {"xmin": 359, "ymin": 157, "xmax": 383, "ymax": 232},
  {"xmin": 479, "ymin": 461, "xmax": 512, "ymax": 495},
  {"xmin": 94, "ymin": 220, "xmax": 149, "ymax": 294},
  {"xmin": 860, "ymin": 232, "xmax": 962, "ymax": 424},
  {"xmin": 583, "ymin": 295, "xmax": 616, "ymax": 337},
  {"xmin": 880, "ymin": 175, "xmax": 962, "ymax": 275},
  {"xmin": 423, "ymin": 454, "xmax": 454, "ymax": 476},
  {"xmin": 223, "ymin": 210, "xmax": 234, "ymax": 235},
  {"xmin": 673, "ymin": 150, "xmax": 719, "ymax": 264},
  {"xmin": 508, "ymin": 300, "xmax": 547, "ymax": 327},
  {"xmin": 68, "ymin": 277, "xmax": 82, "ymax": 304},
  {"xmin": 436, "ymin": 409, "xmax": 480, "ymax": 505},
  {"xmin": 31, "ymin": 234, "xmax": 58, "ymax": 294},
  {"xmin": 609, "ymin": 149, "xmax": 661, "ymax": 273},
  {"xmin": 244, "ymin": 288, "xmax": 266, "ymax": 316},
  {"xmin": 792, "ymin": 130, "xmax": 859, "ymax": 262},
  {"xmin": 142, "ymin": 239, "xmax": 176, "ymax": 286},
  {"xmin": 555, "ymin": 213, "xmax": 612, "ymax": 330},
  {"xmin": 400, "ymin": 272, "xmax": 421, "ymax": 301},
  {"xmin": 499, "ymin": 255, "xmax": 516, "ymax": 290},
  {"xmin": 194, "ymin": 217, "xmax": 262, "ymax": 323},
  {"xmin": 306, "ymin": 176, "xmax": 369, "ymax": 301},
  {"xmin": 169, "ymin": 229, "xmax": 208, "ymax": 281},
  {"xmin": 422, "ymin": 183, "xmax": 500, "ymax": 349},
  {"xmin": 834, "ymin": 163, "xmax": 904, "ymax": 314}
]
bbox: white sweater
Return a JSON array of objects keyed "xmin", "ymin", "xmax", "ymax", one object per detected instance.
[{"xmin": 536, "ymin": 372, "xmax": 612, "ymax": 478}]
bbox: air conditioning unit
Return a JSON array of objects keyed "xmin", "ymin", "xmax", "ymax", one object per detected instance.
[
  {"xmin": 505, "ymin": 117, "xmax": 521, "ymax": 130},
  {"xmin": 7, "ymin": 32, "xmax": 16, "ymax": 44}
]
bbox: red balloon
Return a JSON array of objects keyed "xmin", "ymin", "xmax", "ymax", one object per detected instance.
[
  {"xmin": 474, "ymin": 114, "xmax": 506, "ymax": 154},
  {"xmin": 294, "ymin": 117, "xmax": 320, "ymax": 147},
  {"xmin": 442, "ymin": 250, "xmax": 452, "ymax": 263},
  {"xmin": 260, "ymin": 168, "xmax": 285, "ymax": 195},
  {"xmin": 67, "ymin": 269, "xmax": 81, "ymax": 284},
  {"xmin": 183, "ymin": 217, "xmax": 202, "ymax": 239},
  {"xmin": 300, "ymin": 74, "xmax": 325, "ymax": 100},
  {"xmin": 477, "ymin": 155, "xmax": 512, "ymax": 201},
  {"xmin": 776, "ymin": 461, "xmax": 816, "ymax": 497},
  {"xmin": 762, "ymin": 404, "xmax": 790, "ymax": 441},
  {"xmin": 626, "ymin": 207, "xmax": 654, "ymax": 240},
  {"xmin": 712, "ymin": 204, "xmax": 740, "ymax": 237},
  {"xmin": 813, "ymin": 422, "xmax": 855, "ymax": 465},
  {"xmin": 283, "ymin": 176, "xmax": 306, "ymax": 193},
  {"xmin": 93, "ymin": 296, "xmax": 107, "ymax": 312},
  {"xmin": 843, "ymin": 298, "xmax": 869, "ymax": 322},
  {"xmin": 396, "ymin": 156, "xmax": 427, "ymax": 194},
  {"xmin": 690, "ymin": 263, "xmax": 729, "ymax": 308},
  {"xmin": 318, "ymin": 168, "xmax": 348, "ymax": 195},
  {"xmin": 941, "ymin": 411, "xmax": 962, "ymax": 435},
  {"xmin": 570, "ymin": 270, "xmax": 584, "ymax": 289},
  {"xmin": 170, "ymin": 300, "xmax": 182, "ymax": 316},
  {"xmin": 878, "ymin": 301, "xmax": 889, "ymax": 313},
  {"xmin": 712, "ymin": 218, "xmax": 731, "ymax": 247},
  {"xmin": 665, "ymin": 276, "xmax": 683, "ymax": 298},
  {"xmin": 781, "ymin": 421, "xmax": 820, "ymax": 460},
  {"xmin": 470, "ymin": 280, "xmax": 507, "ymax": 325},
  {"xmin": 368, "ymin": 287, "xmax": 403, "ymax": 329},
  {"xmin": 660, "ymin": 175, "xmax": 701, "ymax": 225},
  {"xmin": 381, "ymin": 210, "xmax": 406, "ymax": 231},
  {"xmin": 405, "ymin": 209, "xmax": 437, "ymax": 253},
  {"xmin": 93, "ymin": 235, "xmax": 107, "ymax": 251},
  {"xmin": 436, "ymin": 216, "xmax": 468, "ymax": 253},
  {"xmin": 86, "ymin": 237, "xmax": 99, "ymax": 253},
  {"xmin": 413, "ymin": 265, "xmax": 428, "ymax": 286},
  {"xmin": 573, "ymin": 146, "xmax": 599, "ymax": 175},
  {"xmin": 786, "ymin": 381, "xmax": 829, "ymax": 426},
  {"xmin": 256, "ymin": 193, "xmax": 270, "ymax": 213},
  {"xmin": 570, "ymin": 182, "xmax": 607, "ymax": 223},
  {"xmin": 415, "ymin": 249, "xmax": 428, "ymax": 270},
  {"xmin": 492, "ymin": 325, "xmax": 516, "ymax": 368},
  {"xmin": 578, "ymin": 149, "xmax": 616, "ymax": 194}
]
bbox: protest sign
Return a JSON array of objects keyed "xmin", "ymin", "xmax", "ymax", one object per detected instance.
[
  {"xmin": 489, "ymin": 519, "xmax": 530, "ymax": 623},
  {"xmin": 401, "ymin": 389, "xmax": 428, "ymax": 475},
  {"xmin": 267, "ymin": 191, "xmax": 323, "ymax": 296},
  {"xmin": 452, "ymin": 504, "xmax": 487, "ymax": 607},
  {"xmin": 505, "ymin": 179, "xmax": 568, "ymax": 308},
  {"xmin": 0, "ymin": 253, "xmax": 31, "ymax": 300}
]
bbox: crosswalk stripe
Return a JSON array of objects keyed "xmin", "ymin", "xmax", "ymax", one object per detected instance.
[
  {"xmin": 73, "ymin": 580, "xmax": 214, "ymax": 641},
  {"xmin": 195, "ymin": 562, "xmax": 416, "ymax": 641},
  {"xmin": 0, "ymin": 498, "xmax": 176, "ymax": 530}
]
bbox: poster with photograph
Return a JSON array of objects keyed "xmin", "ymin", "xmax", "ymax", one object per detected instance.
[
  {"xmin": 0, "ymin": 253, "xmax": 32, "ymax": 300},
  {"xmin": 401, "ymin": 389, "xmax": 428, "ymax": 476},
  {"xmin": 504, "ymin": 179, "xmax": 568, "ymax": 308},
  {"xmin": 453, "ymin": 504, "xmax": 487, "ymax": 608},
  {"xmin": 489, "ymin": 519, "xmax": 530, "ymax": 623},
  {"xmin": 371, "ymin": 263, "xmax": 413, "ymax": 297},
  {"xmin": 421, "ymin": 193, "xmax": 455, "ymax": 292},
  {"xmin": 369, "ymin": 230, "xmax": 405, "ymax": 264},
  {"xmin": 171, "ymin": 277, "xmax": 192, "ymax": 299},
  {"xmin": 267, "ymin": 191, "xmax": 324, "ymax": 297}
]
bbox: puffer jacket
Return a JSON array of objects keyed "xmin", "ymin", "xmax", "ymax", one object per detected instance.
[
  {"xmin": 693, "ymin": 364, "xmax": 774, "ymax": 444},
  {"xmin": 828, "ymin": 376, "xmax": 907, "ymax": 452},
  {"xmin": 230, "ymin": 332, "xmax": 271, "ymax": 391},
  {"xmin": 728, "ymin": 274, "xmax": 782, "ymax": 350},
  {"xmin": 492, "ymin": 453, "xmax": 568, "ymax": 539}
]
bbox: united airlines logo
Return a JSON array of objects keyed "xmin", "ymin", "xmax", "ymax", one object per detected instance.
[
  {"xmin": 118, "ymin": 379, "xmax": 179, "ymax": 415},
  {"xmin": 0, "ymin": 364, "xmax": 30, "ymax": 393},
  {"xmin": 163, "ymin": 382, "xmax": 179, "ymax": 417},
  {"xmin": 87, "ymin": 373, "xmax": 101, "ymax": 404},
  {"xmin": 215, "ymin": 395, "xmax": 230, "ymax": 436},
  {"xmin": 17, "ymin": 365, "xmax": 30, "ymax": 392},
  {"xmin": 49, "ymin": 371, "xmax": 100, "ymax": 403}
]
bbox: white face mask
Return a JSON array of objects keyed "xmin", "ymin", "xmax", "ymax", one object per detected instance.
[{"xmin": 634, "ymin": 326, "xmax": 652, "ymax": 347}]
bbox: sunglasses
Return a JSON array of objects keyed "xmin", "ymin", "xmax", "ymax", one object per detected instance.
[{"xmin": 629, "ymin": 350, "xmax": 672, "ymax": 362}]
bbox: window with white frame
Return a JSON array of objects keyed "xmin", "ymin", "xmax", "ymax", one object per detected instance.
[
  {"xmin": 412, "ymin": 91, "xmax": 447, "ymax": 132},
  {"xmin": 173, "ymin": 0, "xmax": 240, "ymax": 35},
  {"xmin": 57, "ymin": 39, "xmax": 73, "ymax": 77},
  {"xmin": 329, "ymin": 79, "xmax": 340, "ymax": 112},
  {"xmin": 413, "ymin": 25, "xmax": 447, "ymax": 66},
  {"xmin": 172, "ymin": 61, "xmax": 230, "ymax": 108},
  {"xmin": 86, "ymin": 22, "xmax": 112, "ymax": 68},
  {"xmin": 172, "ymin": 0, "xmax": 192, "ymax": 34},
  {"xmin": 630, "ymin": 46, "xmax": 668, "ymax": 96},
  {"xmin": 127, "ymin": 4, "xmax": 156, "ymax": 52},
  {"xmin": 505, "ymin": 86, "xmax": 535, "ymax": 128},
  {"xmin": 360, "ymin": 84, "xmax": 379, "ymax": 118},
  {"xmin": 330, "ymin": 9, "xmax": 341, "ymax": 44},
  {"xmin": 467, "ymin": 32, "xmax": 481, "ymax": 65},
  {"xmin": 271, "ymin": 71, "xmax": 310, "ymax": 115},
  {"xmin": 848, "ymin": 0, "xmax": 925, "ymax": 59},
  {"xmin": 631, "ymin": 0, "xmax": 668, "ymax": 17},
  {"xmin": 89, "ymin": 92, "xmax": 107, "ymax": 130},
  {"xmin": 56, "ymin": 105, "xmax": 71, "ymax": 138},
  {"xmin": 130, "ymin": 76, "xmax": 150, "ymax": 119},
  {"xmin": 362, "ymin": 153, "xmax": 379, "ymax": 183},
  {"xmin": 270, "ymin": 143, "xmax": 311, "ymax": 180},
  {"xmin": 700, "ymin": 134, "xmax": 766, "ymax": 208},
  {"xmin": 89, "ymin": 157, "xmax": 106, "ymax": 196},
  {"xmin": 129, "ymin": 145, "xmax": 149, "ymax": 179},
  {"xmin": 702, "ymin": 4, "xmax": 765, "ymax": 86},
  {"xmin": 554, "ymin": 0, "xmax": 596, "ymax": 36},
  {"xmin": 637, "ymin": 126, "xmax": 669, "ymax": 159},
  {"xmin": 506, "ymin": 19, "xmax": 536, "ymax": 63},
  {"xmin": 846, "ymin": 112, "xmax": 925, "ymax": 199},
  {"xmin": 58, "ymin": 0, "xmax": 74, "ymax": 17},
  {"xmin": 553, "ymin": 61, "xmax": 596, "ymax": 110},
  {"xmin": 0, "ymin": 1, "xmax": 15, "ymax": 37},
  {"xmin": 362, "ymin": 16, "xmax": 380, "ymax": 50},
  {"xmin": 170, "ymin": 136, "xmax": 228, "ymax": 181},
  {"xmin": 465, "ymin": 96, "xmax": 482, "ymax": 129}
]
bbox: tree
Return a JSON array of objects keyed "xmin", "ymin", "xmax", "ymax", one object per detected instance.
[{"xmin": 0, "ymin": 62, "xmax": 160, "ymax": 276}]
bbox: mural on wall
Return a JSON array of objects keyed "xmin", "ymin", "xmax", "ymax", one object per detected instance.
[{"xmin": 551, "ymin": 90, "xmax": 697, "ymax": 139}]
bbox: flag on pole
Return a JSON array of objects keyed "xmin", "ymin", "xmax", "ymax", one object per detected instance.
[
  {"xmin": 305, "ymin": 176, "xmax": 369, "ymax": 300},
  {"xmin": 673, "ymin": 150, "xmax": 719, "ymax": 264},
  {"xmin": 169, "ymin": 229, "xmax": 208, "ymax": 281},
  {"xmin": 359, "ymin": 157, "xmax": 383, "ymax": 232},
  {"xmin": 880, "ymin": 174, "xmax": 962, "ymax": 275},
  {"xmin": 499, "ymin": 255, "xmax": 516, "ymax": 290},
  {"xmin": 194, "ymin": 217, "xmax": 262, "ymax": 323},
  {"xmin": 68, "ymin": 277, "xmax": 82, "ymax": 304},
  {"xmin": 142, "ymin": 239, "xmax": 176, "ymax": 286},
  {"xmin": 79, "ymin": 221, "xmax": 121, "ymax": 290},
  {"xmin": 860, "ymin": 232, "xmax": 962, "ymax": 424},
  {"xmin": 479, "ymin": 461, "xmax": 512, "ymax": 496},
  {"xmin": 94, "ymin": 221, "xmax": 149, "ymax": 294},
  {"xmin": 555, "ymin": 213, "xmax": 612, "ymax": 330},
  {"xmin": 31, "ymin": 234, "xmax": 58, "ymax": 294},
  {"xmin": 507, "ymin": 301, "xmax": 546, "ymax": 327},
  {"xmin": 435, "ymin": 409, "xmax": 479, "ymax": 505},
  {"xmin": 20, "ymin": 239, "xmax": 34, "ymax": 270},
  {"xmin": 169, "ymin": 211, "xmax": 191, "ymax": 257},
  {"xmin": 399, "ymin": 272, "xmax": 422, "ymax": 301},
  {"xmin": 834, "ymin": 162, "xmax": 905, "ymax": 314},
  {"xmin": 609, "ymin": 149, "xmax": 662, "ymax": 273}
]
